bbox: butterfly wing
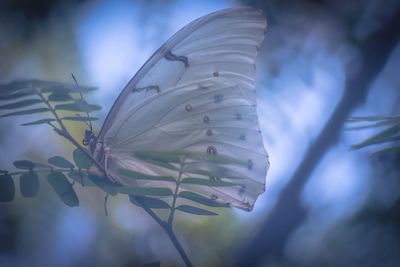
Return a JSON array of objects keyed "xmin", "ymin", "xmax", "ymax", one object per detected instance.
[{"xmin": 98, "ymin": 7, "xmax": 269, "ymax": 211}]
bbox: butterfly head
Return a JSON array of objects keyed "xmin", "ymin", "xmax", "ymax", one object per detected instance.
[{"xmin": 82, "ymin": 129, "xmax": 95, "ymax": 146}]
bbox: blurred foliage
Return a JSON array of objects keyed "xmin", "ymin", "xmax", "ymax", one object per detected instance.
[{"xmin": 0, "ymin": 79, "xmax": 253, "ymax": 266}]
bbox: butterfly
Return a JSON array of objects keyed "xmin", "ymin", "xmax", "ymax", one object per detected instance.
[{"xmin": 84, "ymin": 7, "xmax": 269, "ymax": 211}]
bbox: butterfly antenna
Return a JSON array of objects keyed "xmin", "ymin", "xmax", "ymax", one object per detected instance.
[{"xmin": 71, "ymin": 73, "xmax": 92, "ymax": 131}]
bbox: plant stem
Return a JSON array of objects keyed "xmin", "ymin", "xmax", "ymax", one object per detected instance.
[
  {"xmin": 168, "ymin": 163, "xmax": 183, "ymax": 225},
  {"xmin": 136, "ymin": 197, "xmax": 193, "ymax": 267}
]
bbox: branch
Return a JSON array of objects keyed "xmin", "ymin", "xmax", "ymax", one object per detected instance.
[{"xmin": 234, "ymin": 8, "xmax": 400, "ymax": 267}]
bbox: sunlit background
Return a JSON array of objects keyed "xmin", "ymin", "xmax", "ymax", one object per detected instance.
[{"xmin": 1, "ymin": 0, "xmax": 400, "ymax": 266}]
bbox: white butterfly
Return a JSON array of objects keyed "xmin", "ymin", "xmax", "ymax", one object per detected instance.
[{"xmin": 85, "ymin": 7, "xmax": 269, "ymax": 211}]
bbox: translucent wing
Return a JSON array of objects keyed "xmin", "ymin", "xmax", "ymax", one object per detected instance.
[{"xmin": 97, "ymin": 7, "xmax": 269, "ymax": 211}]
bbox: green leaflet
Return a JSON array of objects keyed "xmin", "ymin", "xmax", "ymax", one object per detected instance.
[
  {"xmin": 21, "ymin": 118, "xmax": 55, "ymax": 126},
  {"xmin": 129, "ymin": 195, "xmax": 170, "ymax": 209},
  {"xmin": 0, "ymin": 108, "xmax": 50, "ymax": 117},
  {"xmin": 67, "ymin": 170, "xmax": 95, "ymax": 186},
  {"xmin": 134, "ymin": 151, "xmax": 182, "ymax": 163},
  {"xmin": 352, "ymin": 124, "xmax": 400, "ymax": 149},
  {"xmin": 176, "ymin": 205, "xmax": 218, "ymax": 216},
  {"xmin": 48, "ymin": 156, "xmax": 75, "ymax": 169},
  {"xmin": 133, "ymin": 150, "xmax": 246, "ymax": 166},
  {"xmin": 118, "ymin": 168, "xmax": 176, "ymax": 182},
  {"xmin": 178, "ymin": 191, "xmax": 229, "ymax": 207},
  {"xmin": 371, "ymin": 145, "xmax": 400, "ymax": 156},
  {"xmin": 61, "ymin": 116, "xmax": 98, "ymax": 122},
  {"xmin": 181, "ymin": 177, "xmax": 240, "ymax": 187},
  {"xmin": 0, "ymin": 80, "xmax": 96, "ymax": 93},
  {"xmin": 47, "ymin": 172, "xmax": 79, "ymax": 207},
  {"xmin": 118, "ymin": 186, "xmax": 173, "ymax": 196},
  {"xmin": 0, "ymin": 174, "xmax": 15, "ymax": 202},
  {"xmin": 142, "ymin": 159, "xmax": 179, "ymax": 171},
  {"xmin": 20, "ymin": 172, "xmax": 39, "ymax": 198},
  {"xmin": 181, "ymin": 165, "xmax": 246, "ymax": 180},
  {"xmin": 87, "ymin": 173, "xmax": 118, "ymax": 195},
  {"xmin": 13, "ymin": 160, "xmax": 35, "ymax": 170},
  {"xmin": 0, "ymin": 99, "xmax": 42, "ymax": 110},
  {"xmin": 0, "ymin": 91, "xmax": 35, "ymax": 101},
  {"xmin": 41, "ymin": 84, "xmax": 97, "ymax": 93},
  {"xmin": 55, "ymin": 100, "xmax": 101, "ymax": 112},
  {"xmin": 348, "ymin": 116, "xmax": 400, "ymax": 122},
  {"xmin": 47, "ymin": 92, "xmax": 73, "ymax": 102},
  {"xmin": 72, "ymin": 148, "xmax": 92, "ymax": 169},
  {"xmin": 345, "ymin": 120, "xmax": 395, "ymax": 130}
]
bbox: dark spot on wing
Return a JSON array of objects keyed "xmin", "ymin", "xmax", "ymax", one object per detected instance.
[
  {"xmin": 214, "ymin": 94, "xmax": 223, "ymax": 104},
  {"xmin": 207, "ymin": 145, "xmax": 217, "ymax": 155},
  {"xmin": 198, "ymin": 84, "xmax": 208, "ymax": 90},
  {"xmin": 239, "ymin": 134, "xmax": 246, "ymax": 141},
  {"xmin": 211, "ymin": 195, "xmax": 218, "ymax": 200},
  {"xmin": 235, "ymin": 113, "xmax": 242, "ymax": 120},
  {"xmin": 203, "ymin": 116, "xmax": 210, "ymax": 123},
  {"xmin": 247, "ymin": 159, "xmax": 253, "ymax": 170},
  {"xmin": 238, "ymin": 185, "xmax": 246, "ymax": 197},
  {"xmin": 213, "ymin": 71, "xmax": 219, "ymax": 77},
  {"xmin": 185, "ymin": 104, "xmax": 192, "ymax": 112},
  {"xmin": 209, "ymin": 176, "xmax": 220, "ymax": 182},
  {"xmin": 165, "ymin": 51, "xmax": 189, "ymax": 68},
  {"xmin": 206, "ymin": 129, "xmax": 212, "ymax": 136}
]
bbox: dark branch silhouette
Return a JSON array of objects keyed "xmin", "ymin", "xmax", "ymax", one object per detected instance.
[{"xmin": 234, "ymin": 8, "xmax": 400, "ymax": 267}]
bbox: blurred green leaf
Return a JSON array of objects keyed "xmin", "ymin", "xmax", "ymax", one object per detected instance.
[
  {"xmin": 48, "ymin": 156, "xmax": 75, "ymax": 169},
  {"xmin": 181, "ymin": 177, "xmax": 240, "ymax": 187},
  {"xmin": 41, "ymin": 84, "xmax": 97, "ymax": 93},
  {"xmin": 48, "ymin": 92, "xmax": 73, "ymax": 102},
  {"xmin": 21, "ymin": 118, "xmax": 55, "ymax": 126},
  {"xmin": 176, "ymin": 205, "xmax": 218, "ymax": 216},
  {"xmin": 0, "ymin": 91, "xmax": 35, "ymax": 101},
  {"xmin": 352, "ymin": 124, "xmax": 400, "ymax": 149},
  {"xmin": 182, "ymin": 163, "xmax": 246, "ymax": 179},
  {"xmin": 55, "ymin": 100, "xmax": 101, "ymax": 112},
  {"xmin": 47, "ymin": 172, "xmax": 79, "ymax": 207},
  {"xmin": 346, "ymin": 120, "xmax": 396, "ymax": 130},
  {"xmin": 118, "ymin": 186, "xmax": 173, "ymax": 196},
  {"xmin": 371, "ymin": 145, "xmax": 400, "ymax": 156},
  {"xmin": 20, "ymin": 172, "xmax": 39, "ymax": 198},
  {"xmin": 0, "ymin": 108, "xmax": 49, "ymax": 117},
  {"xmin": 0, "ymin": 174, "xmax": 15, "ymax": 202},
  {"xmin": 118, "ymin": 168, "xmax": 176, "ymax": 182},
  {"xmin": 0, "ymin": 99, "xmax": 42, "ymax": 110},
  {"xmin": 0, "ymin": 80, "xmax": 95, "ymax": 94},
  {"xmin": 61, "ymin": 116, "xmax": 98, "ymax": 122},
  {"xmin": 13, "ymin": 160, "xmax": 35, "ymax": 170},
  {"xmin": 134, "ymin": 150, "xmax": 182, "ymax": 163},
  {"xmin": 348, "ymin": 116, "xmax": 399, "ymax": 122},
  {"xmin": 129, "ymin": 195, "xmax": 170, "ymax": 209},
  {"xmin": 142, "ymin": 159, "xmax": 179, "ymax": 171},
  {"xmin": 88, "ymin": 173, "xmax": 118, "ymax": 195},
  {"xmin": 178, "ymin": 191, "xmax": 229, "ymax": 207},
  {"xmin": 72, "ymin": 149, "xmax": 92, "ymax": 169}
]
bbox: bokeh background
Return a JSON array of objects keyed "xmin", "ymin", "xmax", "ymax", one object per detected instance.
[{"xmin": 1, "ymin": 0, "xmax": 400, "ymax": 266}]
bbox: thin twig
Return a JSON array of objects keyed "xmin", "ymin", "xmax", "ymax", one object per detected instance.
[{"xmin": 167, "ymin": 162, "xmax": 183, "ymax": 225}]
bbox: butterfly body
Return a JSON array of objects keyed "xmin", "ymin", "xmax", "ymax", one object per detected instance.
[{"xmin": 87, "ymin": 7, "xmax": 269, "ymax": 211}]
